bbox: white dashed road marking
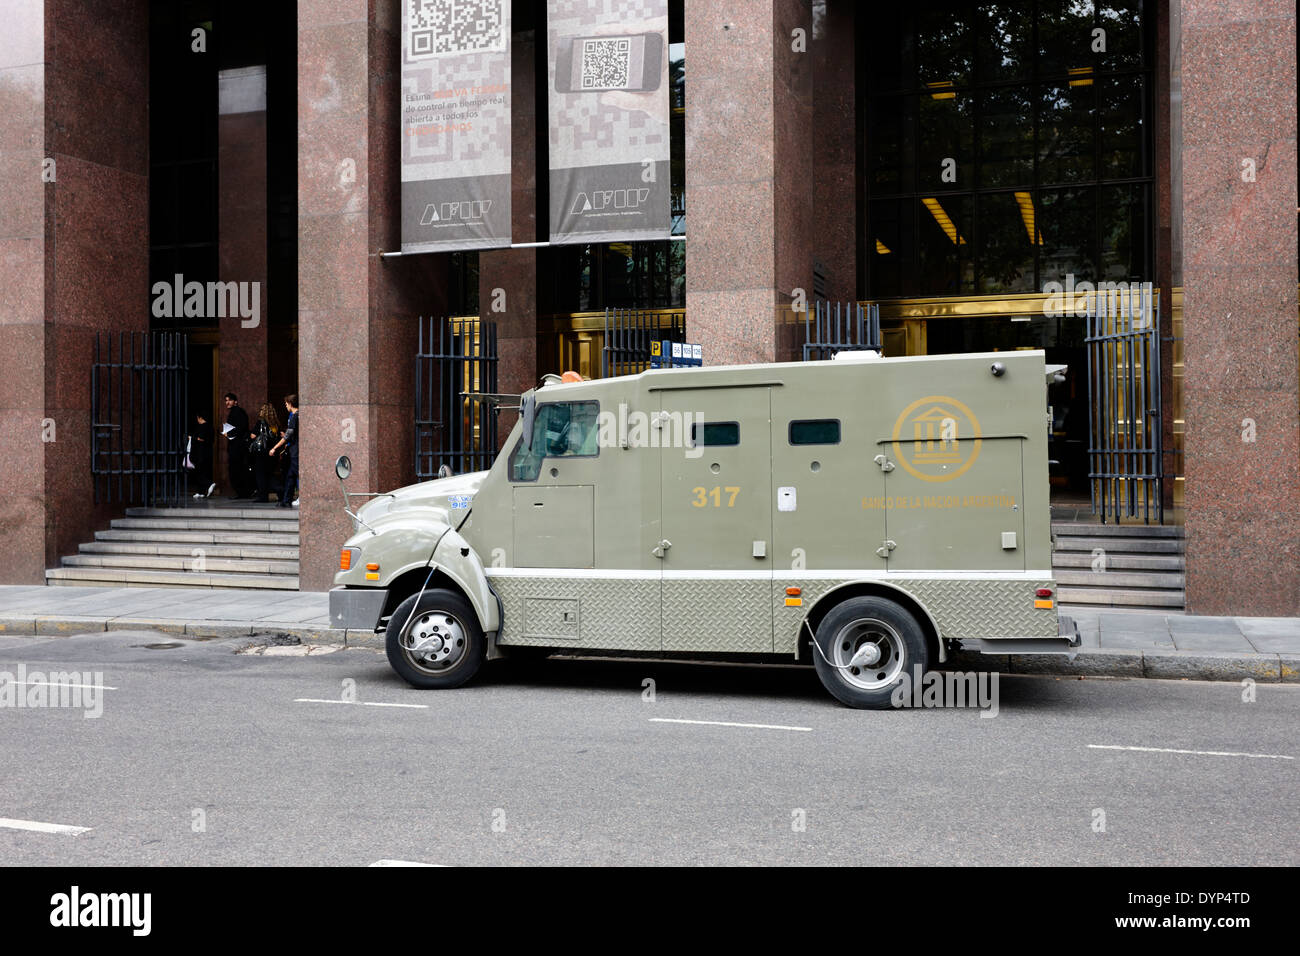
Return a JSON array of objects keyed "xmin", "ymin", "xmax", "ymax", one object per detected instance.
[
  {"xmin": 1088, "ymin": 744, "xmax": 1293, "ymax": 760},
  {"xmin": 649, "ymin": 718, "xmax": 812, "ymax": 732},
  {"xmin": 294, "ymin": 699, "xmax": 429, "ymax": 710},
  {"xmin": 0, "ymin": 817, "xmax": 92, "ymax": 835},
  {"xmin": 369, "ymin": 860, "xmax": 446, "ymax": 867},
  {"xmin": 6, "ymin": 680, "xmax": 117, "ymax": 691}
]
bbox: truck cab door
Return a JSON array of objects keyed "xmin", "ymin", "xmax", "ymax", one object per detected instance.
[{"xmin": 658, "ymin": 387, "xmax": 774, "ymax": 653}]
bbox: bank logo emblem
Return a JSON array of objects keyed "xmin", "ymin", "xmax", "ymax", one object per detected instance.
[
  {"xmin": 891, "ymin": 396, "xmax": 982, "ymax": 483},
  {"xmin": 570, "ymin": 188, "xmax": 651, "ymax": 216},
  {"xmin": 420, "ymin": 199, "xmax": 492, "ymax": 226}
]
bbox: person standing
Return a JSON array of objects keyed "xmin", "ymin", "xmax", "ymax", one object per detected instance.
[
  {"xmin": 270, "ymin": 394, "xmax": 299, "ymax": 508},
  {"xmin": 250, "ymin": 402, "xmax": 280, "ymax": 503},
  {"xmin": 223, "ymin": 392, "xmax": 253, "ymax": 499},
  {"xmin": 189, "ymin": 412, "xmax": 216, "ymax": 497}
]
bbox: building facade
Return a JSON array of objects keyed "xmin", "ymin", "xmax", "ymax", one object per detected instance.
[{"xmin": 0, "ymin": 0, "xmax": 1296, "ymax": 614}]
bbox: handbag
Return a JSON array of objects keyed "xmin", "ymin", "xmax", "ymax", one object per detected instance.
[{"xmin": 250, "ymin": 421, "xmax": 270, "ymax": 454}]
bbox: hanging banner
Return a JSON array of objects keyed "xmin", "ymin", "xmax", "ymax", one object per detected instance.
[
  {"xmin": 401, "ymin": 0, "xmax": 512, "ymax": 253},
  {"xmin": 546, "ymin": 0, "xmax": 671, "ymax": 244}
]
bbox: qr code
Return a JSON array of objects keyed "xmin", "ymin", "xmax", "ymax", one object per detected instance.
[
  {"xmin": 408, "ymin": 0, "xmax": 506, "ymax": 58},
  {"xmin": 581, "ymin": 38, "xmax": 631, "ymax": 89}
]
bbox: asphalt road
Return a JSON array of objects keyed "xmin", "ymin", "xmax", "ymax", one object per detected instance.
[{"xmin": 0, "ymin": 630, "xmax": 1295, "ymax": 866}]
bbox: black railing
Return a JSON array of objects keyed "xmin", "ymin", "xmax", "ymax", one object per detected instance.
[
  {"xmin": 415, "ymin": 316, "xmax": 499, "ymax": 480},
  {"xmin": 1086, "ymin": 284, "xmax": 1163, "ymax": 524},
  {"xmin": 801, "ymin": 301, "xmax": 881, "ymax": 361},
  {"xmin": 91, "ymin": 331, "xmax": 189, "ymax": 505},
  {"xmin": 601, "ymin": 307, "xmax": 685, "ymax": 378}
]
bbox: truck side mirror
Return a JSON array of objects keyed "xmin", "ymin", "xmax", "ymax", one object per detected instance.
[{"xmin": 335, "ymin": 455, "xmax": 352, "ymax": 480}]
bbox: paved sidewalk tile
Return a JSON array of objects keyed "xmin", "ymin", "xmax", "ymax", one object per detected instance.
[
  {"xmin": 1099, "ymin": 630, "xmax": 1176, "ymax": 650},
  {"xmin": 1167, "ymin": 616, "xmax": 1244, "ymax": 636},
  {"xmin": 1168, "ymin": 631, "xmax": 1256, "ymax": 653}
]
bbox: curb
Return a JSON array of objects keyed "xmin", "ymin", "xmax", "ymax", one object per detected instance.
[{"xmin": 4, "ymin": 618, "xmax": 1296, "ymax": 682}]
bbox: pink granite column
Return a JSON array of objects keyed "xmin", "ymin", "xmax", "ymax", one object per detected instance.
[
  {"xmin": 42, "ymin": 0, "xmax": 150, "ymax": 569},
  {"xmin": 686, "ymin": 0, "xmax": 826, "ymax": 365},
  {"xmin": 218, "ymin": 66, "xmax": 270, "ymax": 433},
  {"xmin": 480, "ymin": 26, "xmax": 537, "ymax": 443},
  {"xmin": 0, "ymin": 0, "xmax": 149, "ymax": 582},
  {"xmin": 811, "ymin": 0, "xmax": 857, "ymax": 305},
  {"xmin": 298, "ymin": 1, "xmax": 445, "ymax": 592},
  {"xmin": 1178, "ymin": 1, "xmax": 1299, "ymax": 615},
  {"xmin": 0, "ymin": 0, "xmax": 48, "ymax": 582}
]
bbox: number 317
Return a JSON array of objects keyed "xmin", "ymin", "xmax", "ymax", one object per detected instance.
[{"xmin": 692, "ymin": 486, "xmax": 739, "ymax": 508}]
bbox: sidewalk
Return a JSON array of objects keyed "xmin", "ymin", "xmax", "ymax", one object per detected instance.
[{"xmin": 0, "ymin": 586, "xmax": 1296, "ymax": 682}]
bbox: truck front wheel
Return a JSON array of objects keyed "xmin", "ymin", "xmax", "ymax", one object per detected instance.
[
  {"xmin": 811, "ymin": 596, "xmax": 929, "ymax": 709},
  {"xmin": 386, "ymin": 588, "xmax": 485, "ymax": 689}
]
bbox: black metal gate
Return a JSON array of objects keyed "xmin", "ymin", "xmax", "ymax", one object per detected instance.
[
  {"xmin": 1086, "ymin": 284, "xmax": 1163, "ymax": 524},
  {"xmin": 801, "ymin": 301, "xmax": 881, "ymax": 361},
  {"xmin": 601, "ymin": 307, "xmax": 685, "ymax": 377},
  {"xmin": 91, "ymin": 331, "xmax": 189, "ymax": 505},
  {"xmin": 415, "ymin": 316, "xmax": 499, "ymax": 480}
]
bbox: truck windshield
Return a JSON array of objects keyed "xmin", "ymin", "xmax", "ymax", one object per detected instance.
[{"xmin": 508, "ymin": 401, "xmax": 600, "ymax": 481}]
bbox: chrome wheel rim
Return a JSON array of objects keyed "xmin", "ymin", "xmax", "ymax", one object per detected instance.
[
  {"xmin": 399, "ymin": 609, "xmax": 469, "ymax": 675},
  {"xmin": 830, "ymin": 618, "xmax": 905, "ymax": 690}
]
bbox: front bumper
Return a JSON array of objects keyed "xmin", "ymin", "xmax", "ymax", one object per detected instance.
[{"xmin": 329, "ymin": 586, "xmax": 388, "ymax": 632}]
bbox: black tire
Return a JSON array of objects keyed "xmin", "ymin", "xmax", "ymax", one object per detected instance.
[
  {"xmin": 385, "ymin": 588, "xmax": 485, "ymax": 689},
  {"xmin": 811, "ymin": 596, "xmax": 929, "ymax": 709}
]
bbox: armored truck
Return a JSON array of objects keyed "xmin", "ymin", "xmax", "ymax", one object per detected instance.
[{"xmin": 329, "ymin": 349, "xmax": 1078, "ymax": 708}]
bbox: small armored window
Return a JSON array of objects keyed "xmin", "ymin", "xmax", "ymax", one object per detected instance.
[
  {"xmin": 789, "ymin": 419, "xmax": 841, "ymax": 445},
  {"xmin": 691, "ymin": 421, "xmax": 740, "ymax": 446}
]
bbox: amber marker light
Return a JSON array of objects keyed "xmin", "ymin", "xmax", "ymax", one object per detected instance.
[{"xmin": 339, "ymin": 549, "xmax": 352, "ymax": 571}]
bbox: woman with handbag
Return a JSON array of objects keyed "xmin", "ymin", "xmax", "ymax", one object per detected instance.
[{"xmin": 250, "ymin": 403, "xmax": 280, "ymax": 503}]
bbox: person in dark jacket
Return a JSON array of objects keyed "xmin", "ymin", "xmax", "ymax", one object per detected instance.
[
  {"xmin": 269, "ymin": 394, "xmax": 299, "ymax": 508},
  {"xmin": 189, "ymin": 413, "xmax": 215, "ymax": 497},
  {"xmin": 223, "ymin": 392, "xmax": 253, "ymax": 499}
]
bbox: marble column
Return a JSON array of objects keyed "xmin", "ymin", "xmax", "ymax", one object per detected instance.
[
  {"xmin": 0, "ymin": 0, "xmax": 149, "ymax": 583},
  {"xmin": 218, "ymin": 66, "xmax": 270, "ymax": 432},
  {"xmin": 297, "ymin": 0, "xmax": 445, "ymax": 592},
  {"xmin": 686, "ymin": 0, "xmax": 846, "ymax": 365},
  {"xmin": 1177, "ymin": 0, "xmax": 1299, "ymax": 615},
  {"xmin": 479, "ymin": 26, "xmax": 537, "ymax": 445}
]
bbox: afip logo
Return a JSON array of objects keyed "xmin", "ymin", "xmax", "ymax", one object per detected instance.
[
  {"xmin": 890, "ymin": 396, "xmax": 982, "ymax": 482},
  {"xmin": 420, "ymin": 199, "xmax": 492, "ymax": 226},
  {"xmin": 570, "ymin": 188, "xmax": 651, "ymax": 216}
]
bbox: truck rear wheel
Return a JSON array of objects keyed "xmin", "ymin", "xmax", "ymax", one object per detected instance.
[
  {"xmin": 811, "ymin": 596, "xmax": 928, "ymax": 709},
  {"xmin": 386, "ymin": 589, "xmax": 485, "ymax": 689}
]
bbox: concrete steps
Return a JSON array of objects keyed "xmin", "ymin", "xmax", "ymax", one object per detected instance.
[
  {"xmin": 1052, "ymin": 522, "xmax": 1186, "ymax": 610},
  {"xmin": 48, "ymin": 505, "xmax": 301, "ymax": 590}
]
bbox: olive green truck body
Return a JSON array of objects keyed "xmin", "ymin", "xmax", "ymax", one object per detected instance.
[{"xmin": 330, "ymin": 349, "xmax": 1078, "ymax": 704}]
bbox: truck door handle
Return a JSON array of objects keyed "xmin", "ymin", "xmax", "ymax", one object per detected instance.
[{"xmin": 651, "ymin": 539, "xmax": 672, "ymax": 559}]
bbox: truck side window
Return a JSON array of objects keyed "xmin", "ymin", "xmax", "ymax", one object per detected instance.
[
  {"xmin": 690, "ymin": 421, "xmax": 740, "ymax": 446},
  {"xmin": 508, "ymin": 401, "xmax": 600, "ymax": 481},
  {"xmin": 789, "ymin": 419, "xmax": 841, "ymax": 445}
]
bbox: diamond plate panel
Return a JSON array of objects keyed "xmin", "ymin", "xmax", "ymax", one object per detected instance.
[
  {"xmin": 489, "ymin": 573, "xmax": 659, "ymax": 651},
  {"xmin": 662, "ymin": 578, "xmax": 771, "ymax": 653},
  {"xmin": 773, "ymin": 576, "xmax": 1058, "ymax": 653}
]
